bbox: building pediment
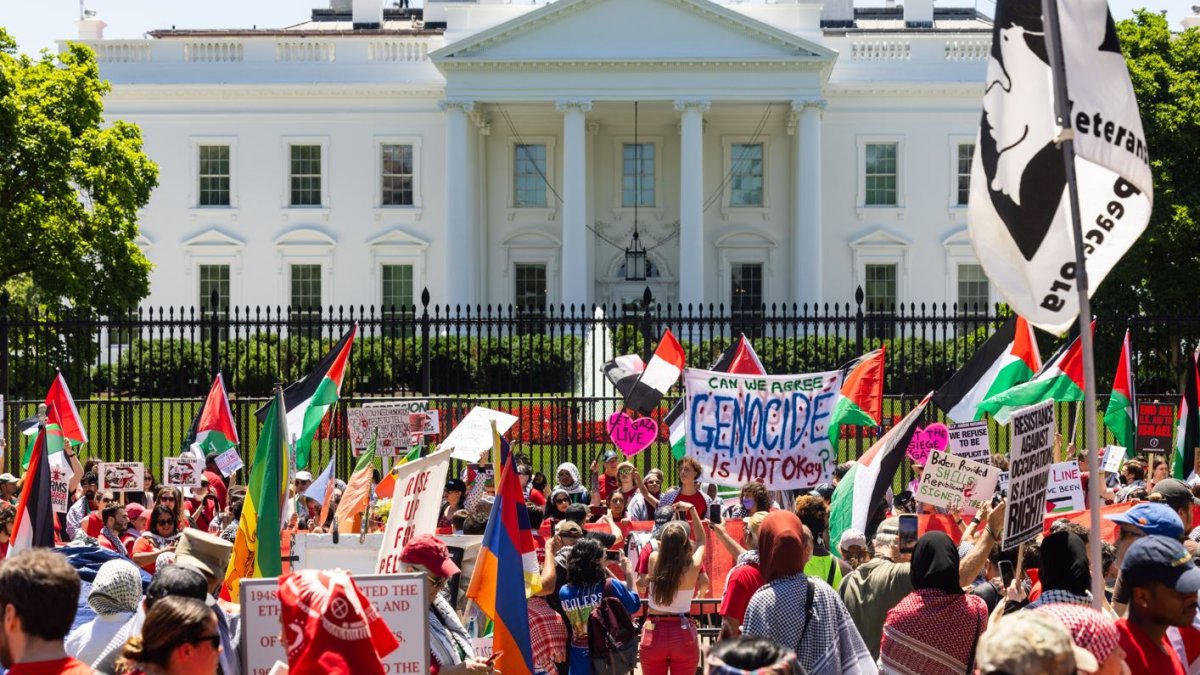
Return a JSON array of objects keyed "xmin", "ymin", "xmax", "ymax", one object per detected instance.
[
  {"xmin": 181, "ymin": 228, "xmax": 244, "ymax": 251},
  {"xmin": 941, "ymin": 228, "xmax": 971, "ymax": 250},
  {"xmin": 715, "ymin": 230, "xmax": 777, "ymax": 248},
  {"xmin": 850, "ymin": 227, "xmax": 910, "ymax": 249},
  {"xmin": 367, "ymin": 228, "xmax": 429, "ymax": 251},
  {"xmin": 273, "ymin": 227, "xmax": 336, "ymax": 250},
  {"xmin": 432, "ymin": 0, "xmax": 835, "ymax": 68},
  {"xmin": 501, "ymin": 230, "xmax": 561, "ymax": 248}
]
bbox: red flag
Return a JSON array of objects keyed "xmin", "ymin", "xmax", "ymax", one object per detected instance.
[{"xmin": 45, "ymin": 373, "xmax": 87, "ymax": 445}]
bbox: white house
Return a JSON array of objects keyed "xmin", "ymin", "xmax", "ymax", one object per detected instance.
[{"xmin": 66, "ymin": 0, "xmax": 996, "ymax": 317}]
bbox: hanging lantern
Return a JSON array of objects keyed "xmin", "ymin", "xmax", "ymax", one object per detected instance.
[{"xmin": 624, "ymin": 231, "xmax": 647, "ymax": 282}]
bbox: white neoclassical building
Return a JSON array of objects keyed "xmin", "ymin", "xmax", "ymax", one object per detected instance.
[{"xmin": 68, "ymin": 0, "xmax": 997, "ymax": 314}]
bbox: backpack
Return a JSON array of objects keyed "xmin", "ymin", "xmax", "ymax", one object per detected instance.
[{"xmin": 588, "ymin": 580, "xmax": 639, "ymax": 675}]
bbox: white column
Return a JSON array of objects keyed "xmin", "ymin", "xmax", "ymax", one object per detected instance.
[
  {"xmin": 440, "ymin": 99, "xmax": 474, "ymax": 307},
  {"xmin": 676, "ymin": 99, "xmax": 710, "ymax": 308},
  {"xmin": 556, "ymin": 98, "xmax": 592, "ymax": 310},
  {"xmin": 792, "ymin": 98, "xmax": 825, "ymax": 306}
]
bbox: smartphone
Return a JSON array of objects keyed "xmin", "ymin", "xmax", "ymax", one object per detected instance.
[
  {"xmin": 605, "ymin": 550, "xmax": 621, "ymax": 562},
  {"xmin": 485, "ymin": 651, "xmax": 503, "ymax": 666},
  {"xmin": 898, "ymin": 514, "xmax": 919, "ymax": 556},
  {"xmin": 589, "ymin": 505, "xmax": 607, "ymax": 518},
  {"xmin": 998, "ymin": 560, "xmax": 1015, "ymax": 588},
  {"xmin": 708, "ymin": 503, "xmax": 723, "ymax": 524}
]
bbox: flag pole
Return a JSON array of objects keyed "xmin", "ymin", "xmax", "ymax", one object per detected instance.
[{"xmin": 1041, "ymin": 0, "xmax": 1104, "ymax": 611}]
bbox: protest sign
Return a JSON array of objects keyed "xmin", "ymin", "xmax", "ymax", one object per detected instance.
[
  {"xmin": 98, "ymin": 462, "xmax": 145, "ymax": 493},
  {"xmin": 348, "ymin": 404, "xmax": 413, "ymax": 457},
  {"xmin": 164, "ymin": 456, "xmax": 204, "ymax": 488},
  {"xmin": 410, "ymin": 409, "xmax": 440, "ymax": 436},
  {"xmin": 1046, "ymin": 461, "xmax": 1086, "ymax": 513},
  {"xmin": 1137, "ymin": 402, "xmax": 1175, "ymax": 453},
  {"xmin": 682, "ymin": 368, "xmax": 842, "ymax": 490},
  {"xmin": 998, "ymin": 471, "xmax": 1010, "ymax": 495},
  {"xmin": 916, "ymin": 450, "xmax": 1001, "ymax": 510},
  {"xmin": 49, "ymin": 463, "xmax": 70, "ymax": 513},
  {"xmin": 444, "ymin": 407, "xmax": 519, "ymax": 462},
  {"xmin": 240, "ymin": 574, "xmax": 427, "ymax": 675},
  {"xmin": 214, "ymin": 447, "xmax": 244, "ymax": 477},
  {"xmin": 1002, "ymin": 400, "xmax": 1056, "ymax": 551},
  {"xmin": 376, "ymin": 447, "xmax": 453, "ymax": 572},
  {"xmin": 906, "ymin": 423, "xmax": 950, "ymax": 466},
  {"xmin": 948, "ymin": 421, "xmax": 991, "ymax": 464},
  {"xmin": 1101, "ymin": 445, "xmax": 1127, "ymax": 474}
]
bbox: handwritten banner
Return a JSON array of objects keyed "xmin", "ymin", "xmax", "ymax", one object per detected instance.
[
  {"xmin": 916, "ymin": 450, "xmax": 1002, "ymax": 510},
  {"xmin": 906, "ymin": 423, "xmax": 949, "ymax": 466},
  {"xmin": 376, "ymin": 447, "xmax": 453, "ymax": 573},
  {"xmin": 1046, "ymin": 461, "xmax": 1085, "ymax": 513},
  {"xmin": 682, "ymin": 368, "xmax": 842, "ymax": 490},
  {"xmin": 948, "ymin": 421, "xmax": 991, "ymax": 464},
  {"xmin": 1002, "ymin": 400, "xmax": 1056, "ymax": 551},
  {"xmin": 444, "ymin": 407, "xmax": 520, "ymax": 462}
]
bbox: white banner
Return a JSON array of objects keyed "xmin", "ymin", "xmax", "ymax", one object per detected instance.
[
  {"xmin": 444, "ymin": 407, "xmax": 519, "ymax": 462},
  {"xmin": 948, "ymin": 421, "xmax": 991, "ymax": 464},
  {"xmin": 916, "ymin": 450, "xmax": 1002, "ymax": 510},
  {"xmin": 376, "ymin": 447, "xmax": 453, "ymax": 573},
  {"xmin": 1101, "ymin": 444, "xmax": 1127, "ymax": 474},
  {"xmin": 49, "ymin": 463, "xmax": 70, "ymax": 513},
  {"xmin": 1046, "ymin": 460, "xmax": 1086, "ymax": 513},
  {"xmin": 682, "ymin": 368, "xmax": 842, "ymax": 490},
  {"xmin": 214, "ymin": 447, "xmax": 243, "ymax": 477},
  {"xmin": 348, "ymin": 404, "xmax": 414, "ymax": 457},
  {"xmin": 1002, "ymin": 400, "xmax": 1056, "ymax": 551},
  {"xmin": 164, "ymin": 456, "xmax": 204, "ymax": 489},
  {"xmin": 98, "ymin": 462, "xmax": 145, "ymax": 493}
]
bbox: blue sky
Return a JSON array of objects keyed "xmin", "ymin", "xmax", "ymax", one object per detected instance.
[{"xmin": 1, "ymin": 0, "xmax": 1196, "ymax": 55}]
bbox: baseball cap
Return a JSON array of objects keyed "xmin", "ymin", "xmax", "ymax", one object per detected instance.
[
  {"xmin": 399, "ymin": 534, "xmax": 460, "ymax": 579},
  {"xmin": 125, "ymin": 502, "xmax": 146, "ymax": 522},
  {"xmin": 976, "ymin": 611, "xmax": 1092, "ymax": 675},
  {"xmin": 1121, "ymin": 535, "xmax": 1200, "ymax": 593},
  {"xmin": 294, "ymin": 471, "xmax": 314, "ymax": 482},
  {"xmin": 555, "ymin": 520, "xmax": 584, "ymax": 537},
  {"xmin": 653, "ymin": 505, "xmax": 676, "ymax": 527},
  {"xmin": 0, "ymin": 473, "xmax": 17, "ymax": 485},
  {"xmin": 813, "ymin": 483, "xmax": 835, "ymax": 501},
  {"xmin": 445, "ymin": 478, "xmax": 467, "ymax": 493},
  {"xmin": 838, "ymin": 528, "xmax": 867, "ymax": 550},
  {"xmin": 145, "ymin": 564, "xmax": 209, "ymax": 608},
  {"xmin": 1105, "ymin": 502, "xmax": 1184, "ymax": 538},
  {"xmin": 1149, "ymin": 478, "xmax": 1200, "ymax": 508},
  {"xmin": 601, "ymin": 450, "xmax": 619, "ymax": 463}
]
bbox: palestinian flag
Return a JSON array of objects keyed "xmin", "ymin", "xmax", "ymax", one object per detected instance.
[
  {"xmin": 666, "ymin": 335, "xmax": 765, "ymax": 460},
  {"xmin": 45, "ymin": 372, "xmax": 87, "ymax": 445},
  {"xmin": 1104, "ymin": 329, "xmax": 1136, "ymax": 454},
  {"xmin": 933, "ymin": 315, "xmax": 1042, "ymax": 423},
  {"xmin": 223, "ymin": 388, "xmax": 288, "ymax": 602},
  {"xmin": 257, "ymin": 325, "xmax": 357, "ymax": 469},
  {"xmin": 830, "ymin": 393, "xmax": 931, "ymax": 552},
  {"xmin": 828, "ymin": 347, "xmax": 886, "ymax": 449},
  {"xmin": 186, "ymin": 373, "xmax": 239, "ymax": 457},
  {"xmin": 1173, "ymin": 349, "xmax": 1200, "ymax": 479},
  {"xmin": 375, "ymin": 445, "xmax": 422, "ymax": 499},
  {"xmin": 979, "ymin": 321, "xmax": 1094, "ymax": 424},
  {"xmin": 338, "ymin": 430, "xmax": 378, "ymax": 527},
  {"xmin": 624, "ymin": 329, "xmax": 685, "ymax": 415},
  {"xmin": 9, "ymin": 426, "xmax": 56, "ymax": 556}
]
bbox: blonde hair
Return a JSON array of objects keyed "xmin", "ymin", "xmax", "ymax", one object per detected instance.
[{"xmin": 117, "ymin": 596, "xmax": 214, "ymax": 672}]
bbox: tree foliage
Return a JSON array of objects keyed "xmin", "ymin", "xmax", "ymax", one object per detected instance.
[{"xmin": 0, "ymin": 30, "xmax": 157, "ymax": 314}]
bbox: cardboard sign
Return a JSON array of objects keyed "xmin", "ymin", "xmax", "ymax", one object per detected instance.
[
  {"xmin": 348, "ymin": 405, "xmax": 414, "ymax": 457},
  {"xmin": 444, "ymin": 407, "xmax": 520, "ymax": 462},
  {"xmin": 1046, "ymin": 460, "xmax": 1086, "ymax": 513},
  {"xmin": 164, "ymin": 456, "xmax": 204, "ymax": 488},
  {"xmin": 239, "ymin": 574, "xmax": 428, "ymax": 675},
  {"xmin": 906, "ymin": 423, "xmax": 950, "ymax": 466},
  {"xmin": 682, "ymin": 368, "xmax": 842, "ymax": 490},
  {"xmin": 1002, "ymin": 400, "xmax": 1056, "ymax": 551},
  {"xmin": 214, "ymin": 447, "xmax": 244, "ymax": 477},
  {"xmin": 1137, "ymin": 402, "xmax": 1175, "ymax": 453},
  {"xmin": 1101, "ymin": 445, "xmax": 1127, "ymax": 474},
  {"xmin": 98, "ymin": 462, "xmax": 145, "ymax": 493},
  {"xmin": 49, "ymin": 463, "xmax": 70, "ymax": 513},
  {"xmin": 948, "ymin": 421, "xmax": 991, "ymax": 464},
  {"xmin": 376, "ymin": 447, "xmax": 453, "ymax": 573},
  {"xmin": 916, "ymin": 450, "xmax": 1002, "ymax": 510}
]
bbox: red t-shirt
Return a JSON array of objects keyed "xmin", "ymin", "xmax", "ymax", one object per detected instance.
[
  {"xmin": 673, "ymin": 489, "xmax": 709, "ymax": 514},
  {"xmin": 598, "ymin": 474, "xmax": 619, "ymax": 502},
  {"xmin": 528, "ymin": 488, "xmax": 546, "ymax": 507},
  {"xmin": 8, "ymin": 657, "xmax": 94, "ymax": 675},
  {"xmin": 1118, "ymin": 617, "xmax": 1187, "ymax": 675},
  {"xmin": 204, "ymin": 470, "xmax": 228, "ymax": 509},
  {"xmin": 719, "ymin": 561, "xmax": 764, "ymax": 626}
]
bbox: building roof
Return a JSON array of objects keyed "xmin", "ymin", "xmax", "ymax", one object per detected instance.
[
  {"xmin": 146, "ymin": 7, "xmax": 443, "ymax": 39},
  {"xmin": 832, "ymin": 6, "xmax": 992, "ymax": 33}
]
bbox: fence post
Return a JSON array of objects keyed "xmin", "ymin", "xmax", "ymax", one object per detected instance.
[
  {"xmin": 639, "ymin": 286, "xmax": 654, "ymax": 364},
  {"xmin": 209, "ymin": 288, "xmax": 221, "ymax": 380},
  {"xmin": 0, "ymin": 291, "xmax": 9, "ymax": 406},
  {"xmin": 854, "ymin": 285, "xmax": 865, "ymax": 356},
  {"xmin": 420, "ymin": 287, "xmax": 432, "ymax": 395}
]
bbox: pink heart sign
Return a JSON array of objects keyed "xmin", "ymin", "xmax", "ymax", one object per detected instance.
[
  {"xmin": 607, "ymin": 411, "xmax": 659, "ymax": 456},
  {"xmin": 906, "ymin": 423, "xmax": 950, "ymax": 466}
]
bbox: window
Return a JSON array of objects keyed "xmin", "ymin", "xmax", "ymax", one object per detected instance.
[
  {"xmin": 731, "ymin": 263, "xmax": 764, "ymax": 313},
  {"xmin": 957, "ymin": 263, "xmax": 989, "ymax": 313},
  {"xmin": 381, "ymin": 144, "xmax": 414, "ymax": 207},
  {"xmin": 729, "ymin": 143, "xmax": 764, "ymax": 207},
  {"xmin": 289, "ymin": 264, "xmax": 322, "ymax": 335},
  {"xmin": 864, "ymin": 263, "xmax": 897, "ymax": 314},
  {"xmin": 198, "ymin": 145, "xmax": 230, "ymax": 207},
  {"xmin": 381, "ymin": 264, "xmax": 414, "ymax": 311},
  {"xmin": 199, "ymin": 264, "xmax": 231, "ymax": 340},
  {"xmin": 622, "ymin": 143, "xmax": 655, "ymax": 207},
  {"xmin": 864, "ymin": 143, "xmax": 898, "ymax": 206},
  {"xmin": 106, "ymin": 310, "xmax": 137, "ymax": 347},
  {"xmin": 289, "ymin": 145, "xmax": 322, "ymax": 207},
  {"xmin": 514, "ymin": 263, "xmax": 547, "ymax": 311},
  {"xmin": 956, "ymin": 143, "xmax": 974, "ymax": 206},
  {"xmin": 514, "ymin": 144, "xmax": 548, "ymax": 208}
]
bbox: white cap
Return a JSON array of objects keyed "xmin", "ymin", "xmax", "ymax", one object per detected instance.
[
  {"xmin": 295, "ymin": 471, "xmax": 314, "ymax": 482},
  {"xmin": 839, "ymin": 528, "xmax": 867, "ymax": 550}
]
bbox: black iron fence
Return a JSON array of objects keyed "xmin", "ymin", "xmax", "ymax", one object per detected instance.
[{"xmin": 2, "ymin": 289, "xmax": 1198, "ymax": 484}]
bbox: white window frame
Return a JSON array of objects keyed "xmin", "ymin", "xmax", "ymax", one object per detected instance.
[
  {"xmin": 189, "ymin": 136, "xmax": 239, "ymax": 213},
  {"xmin": 367, "ymin": 228, "xmax": 429, "ymax": 308},
  {"xmin": 942, "ymin": 229, "xmax": 992, "ymax": 312},
  {"xmin": 373, "ymin": 135, "xmax": 424, "ymax": 216},
  {"xmin": 948, "ymin": 135, "xmax": 975, "ymax": 212},
  {"xmin": 274, "ymin": 228, "xmax": 336, "ymax": 310},
  {"xmin": 714, "ymin": 231, "xmax": 776, "ymax": 309},
  {"xmin": 507, "ymin": 136, "xmax": 558, "ymax": 219},
  {"xmin": 500, "ymin": 230, "xmax": 561, "ymax": 306},
  {"xmin": 182, "ymin": 229, "xmax": 244, "ymax": 309},
  {"xmin": 849, "ymin": 228, "xmax": 910, "ymax": 308},
  {"xmin": 856, "ymin": 135, "xmax": 906, "ymax": 214},
  {"xmin": 281, "ymin": 136, "xmax": 331, "ymax": 213},
  {"xmin": 610, "ymin": 135, "xmax": 664, "ymax": 218},
  {"xmin": 720, "ymin": 135, "xmax": 771, "ymax": 218}
]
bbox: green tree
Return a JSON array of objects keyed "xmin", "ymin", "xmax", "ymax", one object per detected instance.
[{"xmin": 0, "ymin": 30, "xmax": 158, "ymax": 315}]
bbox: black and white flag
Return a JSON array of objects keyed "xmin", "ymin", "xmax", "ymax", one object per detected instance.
[{"xmin": 969, "ymin": 0, "xmax": 1153, "ymax": 334}]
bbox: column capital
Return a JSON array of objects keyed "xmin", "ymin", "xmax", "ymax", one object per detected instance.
[
  {"xmin": 555, "ymin": 98, "xmax": 593, "ymax": 113},
  {"xmin": 673, "ymin": 99, "xmax": 711, "ymax": 113},
  {"xmin": 790, "ymin": 97, "xmax": 827, "ymax": 112},
  {"xmin": 438, "ymin": 99, "xmax": 476, "ymax": 113}
]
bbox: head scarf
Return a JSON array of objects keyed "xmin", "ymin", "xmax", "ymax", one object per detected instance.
[
  {"xmin": 549, "ymin": 487, "xmax": 572, "ymax": 513},
  {"xmin": 757, "ymin": 511, "xmax": 808, "ymax": 582},
  {"xmin": 1034, "ymin": 602, "xmax": 1120, "ymax": 667},
  {"xmin": 911, "ymin": 531, "xmax": 963, "ymax": 594},
  {"xmin": 88, "ymin": 559, "xmax": 143, "ymax": 616},
  {"xmin": 1039, "ymin": 531, "xmax": 1091, "ymax": 596},
  {"xmin": 555, "ymin": 463, "xmax": 586, "ymax": 496},
  {"xmin": 278, "ymin": 569, "xmax": 399, "ymax": 675}
]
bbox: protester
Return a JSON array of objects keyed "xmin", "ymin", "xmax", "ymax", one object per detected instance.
[
  {"xmin": 132, "ymin": 506, "xmax": 181, "ymax": 573},
  {"xmin": 115, "ymin": 596, "xmax": 219, "ymax": 675},
  {"xmin": 880, "ymin": 531, "xmax": 989, "ymax": 675},
  {"xmin": 552, "ymin": 463, "xmax": 588, "ymax": 506},
  {"xmin": 66, "ymin": 559, "xmax": 143, "ymax": 667},
  {"xmin": 1147, "ymin": 478, "xmax": 1199, "ymax": 551},
  {"xmin": 0, "ymin": 503, "xmax": 14, "ymax": 558},
  {"xmin": 399, "ymin": 534, "xmax": 492, "ymax": 675},
  {"xmin": 1026, "ymin": 530, "xmax": 1092, "ymax": 609},
  {"xmin": 517, "ymin": 463, "xmax": 546, "ymax": 507},
  {"xmin": 219, "ymin": 496, "xmax": 242, "ymax": 544},
  {"xmin": 716, "ymin": 511, "xmax": 769, "ymax": 640},
  {"xmin": 200, "ymin": 458, "xmax": 227, "ymax": 510},
  {"xmin": 836, "ymin": 528, "xmax": 869, "ymax": 571},
  {"xmin": 186, "ymin": 478, "xmax": 220, "ymax": 533},
  {"xmin": 1034, "ymin": 603, "xmax": 1126, "ymax": 675},
  {"xmin": 793, "ymin": 495, "xmax": 841, "ymax": 588},
  {"xmin": 975, "ymin": 611, "xmax": 1087, "ymax": 675},
  {"xmin": 0, "ymin": 548, "xmax": 93, "ymax": 674},
  {"xmin": 527, "ymin": 537, "xmax": 567, "ymax": 675},
  {"xmin": 65, "ymin": 473, "xmax": 101, "ymax": 541},
  {"xmin": 1116, "ymin": 535, "xmax": 1199, "ymax": 674},
  {"xmin": 591, "ymin": 450, "xmax": 621, "ymax": 504},
  {"xmin": 706, "ymin": 636, "xmax": 800, "ymax": 675},
  {"xmin": 1116, "ymin": 460, "xmax": 1148, "ymax": 503},
  {"xmin": 125, "ymin": 503, "xmax": 148, "ymax": 540},
  {"xmin": 155, "ymin": 487, "xmax": 188, "ymax": 529},
  {"xmin": 637, "ymin": 502, "xmax": 706, "ymax": 675},
  {"xmin": 559, "ymin": 537, "xmax": 639, "ymax": 675},
  {"xmin": 742, "ymin": 510, "xmax": 874, "ymax": 674},
  {"xmin": 276, "ymin": 569, "xmax": 399, "ymax": 674},
  {"xmin": 96, "ymin": 503, "xmax": 133, "ymax": 559},
  {"xmin": 615, "ymin": 462, "xmax": 638, "ymax": 502},
  {"xmin": 1149, "ymin": 459, "xmax": 1170, "ymax": 492},
  {"xmin": 600, "ymin": 491, "xmax": 630, "ymax": 526},
  {"xmin": 659, "ymin": 458, "xmax": 709, "ymax": 514},
  {"xmin": 0, "ymin": 473, "xmax": 19, "ymax": 506},
  {"xmin": 171, "ymin": 529, "xmax": 239, "ymax": 675}
]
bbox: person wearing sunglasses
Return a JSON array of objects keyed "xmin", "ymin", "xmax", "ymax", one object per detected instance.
[
  {"xmin": 117, "ymin": 596, "xmax": 221, "ymax": 675},
  {"xmin": 400, "ymin": 535, "xmax": 493, "ymax": 675},
  {"xmin": 132, "ymin": 506, "xmax": 182, "ymax": 574}
]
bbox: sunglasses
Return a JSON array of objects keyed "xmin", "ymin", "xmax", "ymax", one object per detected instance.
[
  {"xmin": 160, "ymin": 496, "xmax": 176, "ymax": 502},
  {"xmin": 157, "ymin": 519, "xmax": 175, "ymax": 526},
  {"xmin": 191, "ymin": 635, "xmax": 222, "ymax": 650},
  {"xmin": 554, "ymin": 498, "xmax": 569, "ymax": 504}
]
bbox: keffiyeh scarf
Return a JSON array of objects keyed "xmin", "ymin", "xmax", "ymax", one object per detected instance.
[
  {"xmin": 428, "ymin": 593, "xmax": 474, "ymax": 666},
  {"xmin": 88, "ymin": 559, "xmax": 143, "ymax": 616},
  {"xmin": 880, "ymin": 588, "xmax": 988, "ymax": 675}
]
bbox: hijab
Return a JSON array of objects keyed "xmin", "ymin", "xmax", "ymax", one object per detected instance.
[
  {"xmin": 549, "ymin": 487, "xmax": 571, "ymax": 514},
  {"xmin": 1039, "ymin": 530, "xmax": 1090, "ymax": 596},
  {"xmin": 555, "ymin": 462, "xmax": 586, "ymax": 496},
  {"xmin": 910, "ymin": 531, "xmax": 963, "ymax": 594},
  {"xmin": 757, "ymin": 511, "xmax": 808, "ymax": 582},
  {"xmin": 87, "ymin": 559, "xmax": 143, "ymax": 616}
]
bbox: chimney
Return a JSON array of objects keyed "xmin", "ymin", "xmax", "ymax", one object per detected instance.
[
  {"xmin": 904, "ymin": 0, "xmax": 934, "ymax": 28},
  {"xmin": 352, "ymin": 0, "xmax": 383, "ymax": 28},
  {"xmin": 76, "ymin": 16, "xmax": 107, "ymax": 40},
  {"xmin": 821, "ymin": 0, "xmax": 855, "ymax": 28}
]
